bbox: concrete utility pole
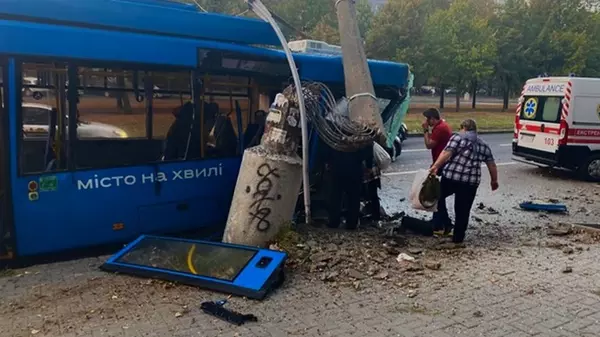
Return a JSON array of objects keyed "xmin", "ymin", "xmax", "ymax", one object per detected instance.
[
  {"xmin": 222, "ymin": 91, "xmax": 304, "ymax": 247},
  {"xmin": 335, "ymin": 0, "xmax": 385, "ymax": 140}
]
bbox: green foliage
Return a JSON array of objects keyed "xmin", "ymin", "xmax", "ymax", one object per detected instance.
[
  {"xmin": 422, "ymin": 0, "xmax": 497, "ymax": 100},
  {"xmin": 172, "ymin": 0, "xmax": 600, "ymax": 110}
]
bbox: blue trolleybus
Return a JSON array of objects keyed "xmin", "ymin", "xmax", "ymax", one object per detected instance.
[{"xmin": 0, "ymin": 0, "xmax": 410, "ymax": 261}]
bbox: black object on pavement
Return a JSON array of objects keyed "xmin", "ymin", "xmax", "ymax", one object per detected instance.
[
  {"xmin": 200, "ymin": 300, "xmax": 258, "ymax": 326},
  {"xmin": 401, "ymin": 216, "xmax": 434, "ymax": 237}
]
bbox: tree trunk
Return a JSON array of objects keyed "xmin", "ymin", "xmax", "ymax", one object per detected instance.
[
  {"xmin": 116, "ymin": 75, "xmax": 132, "ymax": 114},
  {"xmin": 471, "ymin": 80, "xmax": 477, "ymax": 109},
  {"xmin": 455, "ymin": 87, "xmax": 460, "ymax": 112},
  {"xmin": 439, "ymin": 84, "xmax": 445, "ymax": 109},
  {"xmin": 502, "ymin": 79, "xmax": 510, "ymax": 112}
]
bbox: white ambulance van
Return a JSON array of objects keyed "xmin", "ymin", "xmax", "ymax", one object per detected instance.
[{"xmin": 512, "ymin": 76, "xmax": 600, "ymax": 181}]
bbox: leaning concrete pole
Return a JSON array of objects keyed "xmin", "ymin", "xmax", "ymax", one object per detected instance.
[
  {"xmin": 335, "ymin": 0, "xmax": 385, "ymax": 139},
  {"xmin": 222, "ymin": 93, "xmax": 303, "ymax": 247}
]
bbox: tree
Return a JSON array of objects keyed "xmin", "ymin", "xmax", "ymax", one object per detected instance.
[
  {"xmin": 493, "ymin": 0, "xmax": 536, "ymax": 110},
  {"xmin": 174, "ymin": 0, "xmax": 246, "ymax": 14},
  {"xmin": 269, "ymin": 0, "xmax": 373, "ymax": 44},
  {"xmin": 366, "ymin": 0, "xmax": 451, "ymax": 87},
  {"xmin": 422, "ymin": 0, "xmax": 497, "ymax": 111}
]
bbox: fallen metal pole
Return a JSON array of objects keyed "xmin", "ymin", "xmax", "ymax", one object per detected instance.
[{"xmin": 247, "ymin": 0, "xmax": 312, "ymax": 225}]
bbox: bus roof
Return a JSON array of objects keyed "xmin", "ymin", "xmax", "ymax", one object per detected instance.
[
  {"xmin": 0, "ymin": 0, "xmax": 281, "ymax": 46},
  {"xmin": 0, "ymin": 0, "xmax": 410, "ymax": 88},
  {"xmin": 292, "ymin": 53, "xmax": 409, "ymax": 88}
]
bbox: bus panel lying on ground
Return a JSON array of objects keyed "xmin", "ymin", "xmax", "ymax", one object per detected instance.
[{"xmin": 100, "ymin": 235, "xmax": 287, "ymax": 300}]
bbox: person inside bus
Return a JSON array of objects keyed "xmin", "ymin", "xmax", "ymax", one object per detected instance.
[
  {"xmin": 163, "ymin": 101, "xmax": 214, "ymax": 161},
  {"xmin": 421, "ymin": 107, "xmax": 453, "ymax": 235},
  {"xmin": 429, "ymin": 119, "xmax": 499, "ymax": 246},
  {"xmin": 243, "ymin": 110, "xmax": 267, "ymax": 148}
]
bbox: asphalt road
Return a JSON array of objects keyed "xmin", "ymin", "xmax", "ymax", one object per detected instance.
[
  {"xmin": 379, "ymin": 132, "xmax": 599, "ymax": 227},
  {"xmin": 386, "ymin": 132, "xmax": 514, "ymax": 174}
]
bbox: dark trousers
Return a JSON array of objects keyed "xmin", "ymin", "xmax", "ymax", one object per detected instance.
[
  {"xmin": 431, "ymin": 165, "xmax": 449, "ymax": 231},
  {"xmin": 329, "ymin": 172, "xmax": 362, "ymax": 229},
  {"xmin": 364, "ymin": 179, "xmax": 381, "ymax": 221},
  {"xmin": 434, "ymin": 177, "xmax": 478, "ymax": 243}
]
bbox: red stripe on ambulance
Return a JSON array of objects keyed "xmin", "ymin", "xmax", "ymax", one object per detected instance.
[{"xmin": 522, "ymin": 124, "xmax": 560, "ymax": 134}]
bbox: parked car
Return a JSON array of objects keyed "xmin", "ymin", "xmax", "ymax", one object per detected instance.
[
  {"xmin": 22, "ymin": 77, "xmax": 52, "ymax": 100},
  {"xmin": 21, "ymin": 102, "xmax": 128, "ymax": 138}
]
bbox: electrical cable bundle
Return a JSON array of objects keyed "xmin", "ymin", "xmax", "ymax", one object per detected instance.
[{"xmin": 282, "ymin": 81, "xmax": 378, "ymax": 152}]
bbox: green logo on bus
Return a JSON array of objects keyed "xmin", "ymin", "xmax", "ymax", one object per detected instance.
[{"xmin": 39, "ymin": 176, "xmax": 58, "ymax": 192}]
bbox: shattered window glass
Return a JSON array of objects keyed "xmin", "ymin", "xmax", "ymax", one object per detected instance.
[{"xmin": 116, "ymin": 237, "xmax": 256, "ymax": 281}]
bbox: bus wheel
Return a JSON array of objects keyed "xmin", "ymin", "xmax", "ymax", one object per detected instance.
[{"xmin": 579, "ymin": 154, "xmax": 600, "ymax": 182}]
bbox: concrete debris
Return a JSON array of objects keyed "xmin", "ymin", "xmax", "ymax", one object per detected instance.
[
  {"xmin": 396, "ymin": 253, "xmax": 415, "ymax": 263},
  {"xmin": 424, "ymin": 261, "xmax": 442, "ymax": 270},
  {"xmin": 347, "ymin": 269, "xmax": 367, "ymax": 280},
  {"xmin": 547, "ymin": 224, "xmax": 572, "ymax": 236},
  {"xmin": 322, "ymin": 271, "xmax": 339, "ymax": 282},
  {"xmin": 372, "ymin": 271, "xmax": 389, "ymax": 280},
  {"xmin": 408, "ymin": 248, "xmax": 423, "ymax": 255},
  {"xmin": 562, "ymin": 247, "xmax": 575, "ymax": 255}
]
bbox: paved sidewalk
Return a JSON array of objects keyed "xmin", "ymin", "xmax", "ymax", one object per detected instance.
[
  {"xmin": 2, "ymin": 227, "xmax": 600, "ymax": 337},
  {"xmin": 2, "ymin": 163, "xmax": 600, "ymax": 337}
]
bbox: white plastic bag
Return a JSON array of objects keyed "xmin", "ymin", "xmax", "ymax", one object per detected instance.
[
  {"xmin": 373, "ymin": 142, "xmax": 392, "ymax": 170},
  {"xmin": 409, "ymin": 170, "xmax": 438, "ymax": 212}
]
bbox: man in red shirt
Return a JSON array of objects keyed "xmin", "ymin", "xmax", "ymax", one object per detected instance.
[
  {"xmin": 421, "ymin": 108, "xmax": 452, "ymax": 235},
  {"xmin": 422, "ymin": 108, "xmax": 452, "ymax": 168}
]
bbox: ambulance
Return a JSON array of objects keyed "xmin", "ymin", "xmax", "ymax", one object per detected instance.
[{"xmin": 512, "ymin": 76, "xmax": 600, "ymax": 182}]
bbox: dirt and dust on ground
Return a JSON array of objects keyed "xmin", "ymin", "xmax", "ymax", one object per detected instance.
[
  {"xmin": 0, "ymin": 267, "xmax": 209, "ymax": 336},
  {"xmin": 2, "ymin": 200, "xmax": 600, "ymax": 337},
  {"xmin": 269, "ymin": 202, "xmax": 600, "ymax": 296}
]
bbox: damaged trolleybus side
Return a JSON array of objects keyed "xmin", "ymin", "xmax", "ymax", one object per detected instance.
[{"xmin": 0, "ymin": 0, "xmax": 410, "ymax": 262}]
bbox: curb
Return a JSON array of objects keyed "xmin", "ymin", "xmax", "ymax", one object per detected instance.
[{"xmin": 406, "ymin": 129, "xmax": 513, "ymax": 138}]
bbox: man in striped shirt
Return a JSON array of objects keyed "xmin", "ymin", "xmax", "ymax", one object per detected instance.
[{"xmin": 430, "ymin": 119, "xmax": 499, "ymax": 245}]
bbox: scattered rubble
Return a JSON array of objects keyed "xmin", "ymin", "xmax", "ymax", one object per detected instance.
[
  {"xmin": 347, "ymin": 269, "xmax": 367, "ymax": 280},
  {"xmin": 562, "ymin": 247, "xmax": 575, "ymax": 255},
  {"xmin": 372, "ymin": 271, "xmax": 389, "ymax": 280},
  {"xmin": 424, "ymin": 261, "xmax": 442, "ymax": 270},
  {"xmin": 396, "ymin": 253, "xmax": 415, "ymax": 263},
  {"xmin": 547, "ymin": 224, "xmax": 572, "ymax": 236}
]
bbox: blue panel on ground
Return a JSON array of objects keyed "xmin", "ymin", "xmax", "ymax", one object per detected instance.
[{"xmin": 101, "ymin": 235, "xmax": 287, "ymax": 300}]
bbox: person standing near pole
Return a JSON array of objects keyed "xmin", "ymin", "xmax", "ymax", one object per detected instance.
[
  {"xmin": 421, "ymin": 108, "xmax": 452, "ymax": 234},
  {"xmin": 429, "ymin": 119, "xmax": 499, "ymax": 246},
  {"xmin": 325, "ymin": 142, "xmax": 367, "ymax": 230},
  {"xmin": 362, "ymin": 143, "xmax": 381, "ymax": 222}
]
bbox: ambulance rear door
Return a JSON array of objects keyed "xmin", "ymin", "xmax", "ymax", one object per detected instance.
[{"xmin": 517, "ymin": 80, "xmax": 566, "ymax": 153}]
